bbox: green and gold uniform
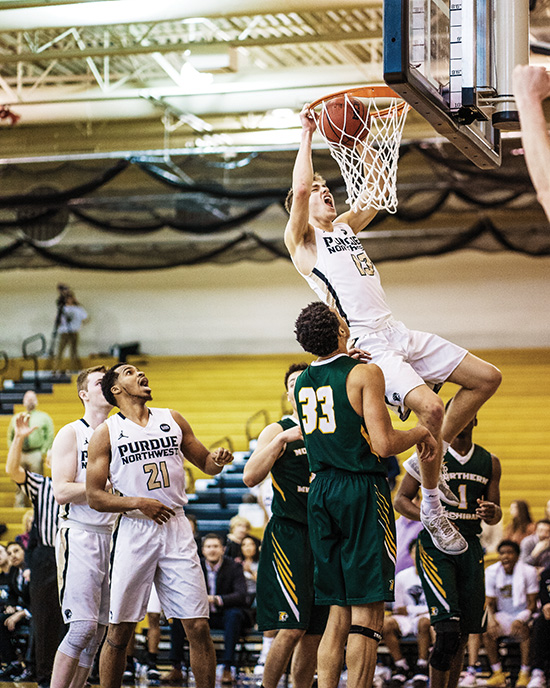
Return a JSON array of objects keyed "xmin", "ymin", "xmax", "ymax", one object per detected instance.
[
  {"xmin": 295, "ymin": 354, "xmax": 396, "ymax": 606},
  {"xmin": 417, "ymin": 444, "xmax": 493, "ymax": 631},
  {"xmin": 256, "ymin": 417, "xmax": 328, "ymax": 632}
]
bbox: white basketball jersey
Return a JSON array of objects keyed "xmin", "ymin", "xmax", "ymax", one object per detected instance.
[
  {"xmin": 106, "ymin": 408, "xmax": 188, "ymax": 508},
  {"xmin": 297, "ymin": 223, "xmax": 392, "ymax": 338},
  {"xmin": 59, "ymin": 418, "xmax": 116, "ymax": 528}
]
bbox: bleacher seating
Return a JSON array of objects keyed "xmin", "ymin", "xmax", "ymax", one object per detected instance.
[{"xmin": 0, "ymin": 349, "xmax": 547, "ymax": 541}]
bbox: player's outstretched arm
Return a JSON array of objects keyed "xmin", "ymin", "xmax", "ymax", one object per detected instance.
[
  {"xmin": 51, "ymin": 424, "xmax": 86, "ymax": 505},
  {"xmin": 475, "ymin": 454, "xmax": 502, "ymax": 526},
  {"xmin": 86, "ymin": 423, "xmax": 175, "ymax": 524},
  {"xmin": 284, "ymin": 105, "xmax": 317, "ymax": 257},
  {"xmin": 170, "ymin": 410, "xmax": 233, "ymax": 476},
  {"xmin": 513, "ymin": 65, "xmax": 550, "ymax": 221},
  {"xmin": 6, "ymin": 414, "xmax": 34, "ymax": 484},
  {"xmin": 394, "ymin": 471, "xmax": 421, "ymax": 521},
  {"xmin": 350, "ymin": 364, "xmax": 437, "ymax": 459},
  {"xmin": 243, "ymin": 422, "xmax": 302, "ymax": 487}
]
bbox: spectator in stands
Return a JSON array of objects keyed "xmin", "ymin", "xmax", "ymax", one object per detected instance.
[
  {"xmin": 201, "ymin": 533, "xmax": 249, "ymax": 685},
  {"xmin": 6, "ymin": 542, "xmax": 32, "ymax": 680},
  {"xmin": 224, "ymin": 515, "xmax": 260, "ymax": 562},
  {"xmin": 6, "ymin": 413, "xmax": 64, "ymax": 688},
  {"xmin": 240, "ymin": 535, "xmax": 259, "ymax": 608},
  {"xmin": 0, "ymin": 544, "xmax": 26, "ymax": 680},
  {"xmin": 503, "ymin": 500, "xmax": 535, "ymax": 545},
  {"xmin": 382, "ymin": 539, "xmax": 431, "ymax": 687},
  {"xmin": 520, "ymin": 519, "xmax": 550, "ymax": 567},
  {"xmin": 7, "ymin": 390, "xmax": 54, "ymax": 506},
  {"xmin": 15, "ymin": 510, "xmax": 34, "ymax": 549},
  {"xmin": 526, "ymin": 563, "xmax": 550, "ymax": 688},
  {"xmin": 53, "ymin": 290, "xmax": 88, "ymax": 375},
  {"xmin": 483, "ymin": 540, "xmax": 538, "ymax": 688}
]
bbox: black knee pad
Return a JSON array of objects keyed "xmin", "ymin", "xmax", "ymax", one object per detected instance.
[
  {"xmin": 429, "ymin": 620, "xmax": 461, "ymax": 672},
  {"xmin": 349, "ymin": 625, "xmax": 382, "ymax": 643}
]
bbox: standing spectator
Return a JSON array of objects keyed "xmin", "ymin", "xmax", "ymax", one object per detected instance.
[
  {"xmin": 200, "ymin": 533, "xmax": 249, "ymax": 685},
  {"xmin": 483, "ymin": 540, "xmax": 538, "ymax": 688},
  {"xmin": 520, "ymin": 519, "xmax": 550, "ymax": 565},
  {"xmin": 503, "ymin": 501, "xmax": 535, "ymax": 545},
  {"xmin": 512, "ymin": 65, "xmax": 550, "ymax": 221},
  {"xmin": 7, "ymin": 391, "xmax": 54, "ymax": 506},
  {"xmin": 526, "ymin": 564, "xmax": 550, "ymax": 688},
  {"xmin": 53, "ymin": 291, "xmax": 88, "ymax": 375},
  {"xmin": 6, "ymin": 414, "xmax": 64, "ymax": 688}
]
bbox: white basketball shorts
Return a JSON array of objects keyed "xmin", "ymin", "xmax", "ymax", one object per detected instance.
[
  {"xmin": 56, "ymin": 523, "xmax": 112, "ymax": 625},
  {"xmin": 354, "ymin": 318, "xmax": 467, "ymax": 420},
  {"xmin": 394, "ymin": 612, "xmax": 430, "ymax": 638},
  {"xmin": 109, "ymin": 510, "xmax": 208, "ymax": 624},
  {"xmin": 147, "ymin": 583, "xmax": 161, "ymax": 615}
]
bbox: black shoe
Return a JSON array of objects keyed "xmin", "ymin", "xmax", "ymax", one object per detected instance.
[{"xmin": 389, "ymin": 673, "xmax": 408, "ymax": 688}]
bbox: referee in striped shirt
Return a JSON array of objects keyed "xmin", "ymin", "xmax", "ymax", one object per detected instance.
[{"xmin": 7, "ymin": 413, "xmax": 65, "ymax": 688}]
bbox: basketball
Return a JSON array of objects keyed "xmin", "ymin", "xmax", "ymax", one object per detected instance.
[{"xmin": 319, "ymin": 96, "xmax": 370, "ymax": 146}]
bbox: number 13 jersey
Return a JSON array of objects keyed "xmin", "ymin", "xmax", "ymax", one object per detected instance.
[
  {"xmin": 106, "ymin": 408, "xmax": 187, "ymax": 508},
  {"xmin": 295, "ymin": 223, "xmax": 392, "ymax": 338}
]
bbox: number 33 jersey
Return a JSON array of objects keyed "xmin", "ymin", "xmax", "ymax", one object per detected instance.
[
  {"xmin": 296, "ymin": 223, "xmax": 392, "ymax": 337},
  {"xmin": 105, "ymin": 408, "xmax": 187, "ymax": 508}
]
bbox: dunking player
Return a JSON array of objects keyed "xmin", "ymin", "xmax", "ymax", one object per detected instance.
[
  {"xmin": 243, "ymin": 362, "xmax": 328, "ymax": 688},
  {"xmin": 293, "ymin": 302, "xmax": 437, "ymax": 688},
  {"xmin": 394, "ymin": 402, "xmax": 502, "ymax": 688},
  {"xmin": 86, "ymin": 363, "xmax": 233, "ymax": 688},
  {"xmin": 50, "ymin": 366, "xmax": 114, "ymax": 688},
  {"xmin": 284, "ymin": 104, "xmax": 502, "ymax": 555}
]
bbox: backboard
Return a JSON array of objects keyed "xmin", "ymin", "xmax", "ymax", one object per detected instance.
[{"xmin": 383, "ymin": 0, "xmax": 530, "ymax": 169}]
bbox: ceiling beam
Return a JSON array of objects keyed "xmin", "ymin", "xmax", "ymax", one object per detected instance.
[
  {"xmin": 0, "ymin": 29, "xmax": 382, "ymax": 65},
  {"xmin": 0, "ymin": 1, "xmax": 381, "ymax": 31}
]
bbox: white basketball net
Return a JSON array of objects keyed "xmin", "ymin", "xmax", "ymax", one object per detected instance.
[{"xmin": 315, "ymin": 93, "xmax": 410, "ymax": 214}]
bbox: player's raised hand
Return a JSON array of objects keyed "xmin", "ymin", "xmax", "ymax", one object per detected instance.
[
  {"xmin": 513, "ymin": 64, "xmax": 550, "ymax": 103},
  {"xmin": 299, "ymin": 103, "xmax": 318, "ymax": 134},
  {"xmin": 210, "ymin": 447, "xmax": 234, "ymax": 467},
  {"xmin": 347, "ymin": 346, "xmax": 372, "ymax": 362},
  {"xmin": 14, "ymin": 413, "xmax": 37, "ymax": 438},
  {"xmin": 138, "ymin": 498, "xmax": 175, "ymax": 524}
]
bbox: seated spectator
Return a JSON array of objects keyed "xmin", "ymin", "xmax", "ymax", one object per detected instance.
[
  {"xmin": 6, "ymin": 542, "xmax": 32, "ymax": 681},
  {"xmin": 520, "ymin": 519, "xmax": 550, "ymax": 565},
  {"xmin": 483, "ymin": 540, "xmax": 538, "ymax": 688},
  {"xmin": 0, "ymin": 544, "xmax": 26, "ymax": 680},
  {"xmin": 224, "ymin": 515, "xmax": 260, "ymax": 562},
  {"xmin": 15, "ymin": 510, "xmax": 34, "ymax": 550},
  {"xmin": 382, "ymin": 539, "xmax": 430, "ymax": 688},
  {"xmin": 201, "ymin": 533, "xmax": 249, "ymax": 685},
  {"xmin": 526, "ymin": 563, "xmax": 550, "ymax": 688},
  {"xmin": 503, "ymin": 500, "xmax": 536, "ymax": 545}
]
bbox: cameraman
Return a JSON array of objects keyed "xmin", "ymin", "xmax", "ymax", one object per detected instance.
[{"xmin": 53, "ymin": 286, "xmax": 88, "ymax": 375}]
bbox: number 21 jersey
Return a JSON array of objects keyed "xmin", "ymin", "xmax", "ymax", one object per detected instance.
[{"xmin": 106, "ymin": 408, "xmax": 187, "ymax": 508}]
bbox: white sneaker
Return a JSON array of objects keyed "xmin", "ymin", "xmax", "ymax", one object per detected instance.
[
  {"xmin": 459, "ymin": 672, "xmax": 478, "ymax": 687},
  {"xmin": 421, "ymin": 505, "xmax": 468, "ymax": 555},
  {"xmin": 403, "ymin": 454, "xmax": 460, "ymax": 506},
  {"xmin": 527, "ymin": 671, "xmax": 546, "ymax": 688}
]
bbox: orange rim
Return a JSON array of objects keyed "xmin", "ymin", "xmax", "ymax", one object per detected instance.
[{"xmin": 309, "ymin": 85, "xmax": 409, "ymax": 119}]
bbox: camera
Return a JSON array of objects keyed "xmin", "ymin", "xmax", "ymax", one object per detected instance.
[{"xmin": 56, "ymin": 283, "xmax": 72, "ymax": 308}]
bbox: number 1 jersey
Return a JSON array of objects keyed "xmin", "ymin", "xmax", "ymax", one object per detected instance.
[{"xmin": 106, "ymin": 408, "xmax": 187, "ymax": 508}]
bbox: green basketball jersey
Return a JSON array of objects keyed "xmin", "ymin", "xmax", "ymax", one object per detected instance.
[
  {"xmin": 270, "ymin": 417, "xmax": 310, "ymax": 525},
  {"xmin": 443, "ymin": 444, "xmax": 493, "ymax": 537},
  {"xmin": 294, "ymin": 355, "xmax": 385, "ymax": 475}
]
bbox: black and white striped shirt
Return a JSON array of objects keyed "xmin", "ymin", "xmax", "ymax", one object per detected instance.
[{"xmin": 19, "ymin": 471, "xmax": 58, "ymax": 548}]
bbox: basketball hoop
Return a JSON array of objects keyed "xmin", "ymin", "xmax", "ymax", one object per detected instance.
[{"xmin": 310, "ymin": 86, "xmax": 410, "ymax": 214}]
